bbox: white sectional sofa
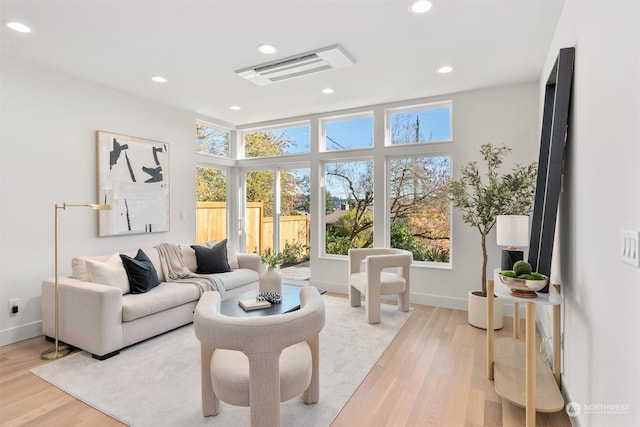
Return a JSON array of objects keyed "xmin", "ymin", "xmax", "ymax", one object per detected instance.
[{"xmin": 41, "ymin": 242, "xmax": 262, "ymax": 359}]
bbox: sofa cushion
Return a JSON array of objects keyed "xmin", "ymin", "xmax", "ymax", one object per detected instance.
[
  {"xmin": 191, "ymin": 240, "xmax": 232, "ymax": 274},
  {"xmin": 86, "ymin": 253, "xmax": 130, "ymax": 294},
  {"xmin": 122, "ymin": 282, "xmax": 201, "ymax": 322},
  {"xmin": 201, "ymin": 268, "xmax": 259, "ymax": 291},
  {"xmin": 120, "ymin": 249, "xmax": 160, "ymax": 294}
]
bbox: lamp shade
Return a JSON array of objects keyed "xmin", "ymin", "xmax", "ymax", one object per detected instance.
[{"xmin": 496, "ymin": 215, "xmax": 529, "ymax": 248}]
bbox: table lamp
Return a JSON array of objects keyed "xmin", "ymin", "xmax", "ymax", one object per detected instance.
[
  {"xmin": 496, "ymin": 215, "xmax": 529, "ymax": 271},
  {"xmin": 41, "ymin": 203, "xmax": 111, "ymax": 360}
]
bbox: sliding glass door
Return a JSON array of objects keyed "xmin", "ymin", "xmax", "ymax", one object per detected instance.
[{"xmin": 244, "ymin": 167, "xmax": 310, "ymax": 280}]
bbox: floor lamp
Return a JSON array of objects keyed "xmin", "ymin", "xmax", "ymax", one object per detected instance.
[{"xmin": 41, "ymin": 203, "xmax": 111, "ymax": 360}]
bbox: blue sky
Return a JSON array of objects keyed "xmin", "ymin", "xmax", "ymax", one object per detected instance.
[{"xmin": 280, "ymin": 105, "xmax": 451, "ymax": 153}]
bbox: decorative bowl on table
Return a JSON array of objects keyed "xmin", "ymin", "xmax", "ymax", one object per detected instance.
[{"xmin": 498, "ymin": 272, "xmax": 548, "ymax": 298}]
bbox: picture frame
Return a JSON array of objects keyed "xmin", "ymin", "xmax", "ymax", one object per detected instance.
[{"xmin": 96, "ymin": 130, "xmax": 170, "ymax": 236}]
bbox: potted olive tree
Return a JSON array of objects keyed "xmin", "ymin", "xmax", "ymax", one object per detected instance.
[{"xmin": 449, "ymin": 144, "xmax": 537, "ymax": 329}]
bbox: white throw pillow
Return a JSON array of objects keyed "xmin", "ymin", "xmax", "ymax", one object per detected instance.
[
  {"xmin": 205, "ymin": 239, "xmax": 239, "ymax": 269},
  {"xmin": 86, "ymin": 253, "xmax": 130, "ymax": 294},
  {"xmin": 226, "ymin": 239, "xmax": 239, "ymax": 269}
]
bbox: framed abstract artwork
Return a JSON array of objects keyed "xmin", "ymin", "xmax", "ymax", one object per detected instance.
[{"xmin": 96, "ymin": 131, "xmax": 170, "ymax": 236}]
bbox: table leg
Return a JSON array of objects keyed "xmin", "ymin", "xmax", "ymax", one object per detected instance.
[
  {"xmin": 487, "ymin": 279, "xmax": 494, "ymax": 380},
  {"xmin": 553, "ymin": 298, "xmax": 561, "ymax": 387},
  {"xmin": 513, "ymin": 302, "xmax": 520, "ymax": 339},
  {"xmin": 526, "ymin": 302, "xmax": 536, "ymax": 427}
]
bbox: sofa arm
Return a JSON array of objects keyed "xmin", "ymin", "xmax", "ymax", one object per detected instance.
[
  {"xmin": 237, "ymin": 253, "xmax": 265, "ymax": 274},
  {"xmin": 42, "ymin": 277, "xmax": 123, "ymax": 357}
]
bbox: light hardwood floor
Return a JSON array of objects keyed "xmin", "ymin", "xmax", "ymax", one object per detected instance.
[{"xmin": 0, "ymin": 300, "xmax": 571, "ymax": 426}]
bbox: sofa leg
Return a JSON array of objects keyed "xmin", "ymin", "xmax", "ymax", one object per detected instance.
[{"xmin": 92, "ymin": 350, "xmax": 120, "ymax": 360}]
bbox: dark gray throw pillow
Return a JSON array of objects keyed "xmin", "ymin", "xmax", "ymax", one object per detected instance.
[
  {"xmin": 191, "ymin": 239, "xmax": 231, "ymax": 274},
  {"xmin": 120, "ymin": 249, "xmax": 160, "ymax": 294}
]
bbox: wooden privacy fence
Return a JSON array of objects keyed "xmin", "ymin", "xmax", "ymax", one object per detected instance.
[{"xmin": 196, "ymin": 201, "xmax": 310, "ymax": 254}]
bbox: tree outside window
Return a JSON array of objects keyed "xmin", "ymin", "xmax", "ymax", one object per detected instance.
[
  {"xmin": 325, "ymin": 161, "xmax": 374, "ymax": 255},
  {"xmin": 196, "ymin": 123, "xmax": 229, "ymax": 157},
  {"xmin": 389, "ymin": 156, "xmax": 450, "ymax": 262}
]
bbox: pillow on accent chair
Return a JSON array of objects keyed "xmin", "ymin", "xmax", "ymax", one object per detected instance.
[
  {"xmin": 120, "ymin": 249, "xmax": 160, "ymax": 294},
  {"xmin": 86, "ymin": 252, "xmax": 130, "ymax": 294},
  {"xmin": 191, "ymin": 239, "xmax": 232, "ymax": 274}
]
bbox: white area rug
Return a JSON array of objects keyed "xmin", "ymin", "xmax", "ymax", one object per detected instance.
[{"xmin": 31, "ymin": 295, "xmax": 412, "ymax": 427}]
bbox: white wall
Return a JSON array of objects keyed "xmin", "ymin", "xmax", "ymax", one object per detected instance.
[
  {"xmin": 540, "ymin": 1, "xmax": 640, "ymax": 426},
  {"xmin": 0, "ymin": 56, "xmax": 209, "ymax": 345}
]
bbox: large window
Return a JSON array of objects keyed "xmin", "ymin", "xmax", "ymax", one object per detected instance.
[
  {"xmin": 322, "ymin": 114, "xmax": 373, "ymax": 151},
  {"xmin": 195, "ymin": 97, "xmax": 454, "ymax": 268},
  {"xmin": 324, "ymin": 160, "xmax": 374, "ymax": 255},
  {"xmin": 195, "ymin": 167, "xmax": 227, "ymax": 243},
  {"xmin": 243, "ymin": 123, "xmax": 310, "ymax": 158},
  {"xmin": 196, "ymin": 122, "xmax": 229, "ymax": 157},
  {"xmin": 388, "ymin": 102, "xmax": 452, "ymax": 145},
  {"xmin": 388, "ymin": 156, "xmax": 451, "ymax": 262}
]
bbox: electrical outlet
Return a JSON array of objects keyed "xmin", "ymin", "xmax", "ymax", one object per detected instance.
[
  {"xmin": 621, "ymin": 230, "xmax": 640, "ymax": 267},
  {"xmin": 9, "ymin": 298, "xmax": 19, "ymax": 314}
]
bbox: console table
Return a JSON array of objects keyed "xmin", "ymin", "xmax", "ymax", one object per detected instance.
[{"xmin": 486, "ymin": 271, "xmax": 564, "ymax": 427}]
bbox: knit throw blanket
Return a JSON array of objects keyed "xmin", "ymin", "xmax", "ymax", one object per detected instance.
[{"xmin": 154, "ymin": 243, "xmax": 223, "ymax": 297}]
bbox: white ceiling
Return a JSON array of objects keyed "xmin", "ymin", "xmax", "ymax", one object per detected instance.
[{"xmin": 0, "ymin": 0, "xmax": 565, "ymax": 126}]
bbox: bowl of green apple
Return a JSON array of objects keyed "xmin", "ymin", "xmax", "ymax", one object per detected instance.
[{"xmin": 499, "ymin": 261, "xmax": 548, "ymax": 297}]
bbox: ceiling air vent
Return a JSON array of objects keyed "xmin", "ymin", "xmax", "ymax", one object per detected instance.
[{"xmin": 235, "ymin": 45, "xmax": 355, "ymax": 86}]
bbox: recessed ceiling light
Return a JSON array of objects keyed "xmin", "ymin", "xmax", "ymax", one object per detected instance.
[
  {"xmin": 321, "ymin": 88, "xmax": 335, "ymax": 94},
  {"xmin": 230, "ymin": 105, "xmax": 242, "ymax": 111},
  {"xmin": 409, "ymin": 0, "xmax": 433, "ymax": 14},
  {"xmin": 257, "ymin": 44, "xmax": 277, "ymax": 55},
  {"xmin": 151, "ymin": 76, "xmax": 167, "ymax": 83},
  {"xmin": 4, "ymin": 21, "xmax": 33, "ymax": 33},
  {"xmin": 438, "ymin": 65, "xmax": 453, "ymax": 74}
]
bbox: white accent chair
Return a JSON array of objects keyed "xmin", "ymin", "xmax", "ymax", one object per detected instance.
[
  {"xmin": 348, "ymin": 248, "xmax": 413, "ymax": 324},
  {"xmin": 193, "ymin": 286, "xmax": 325, "ymax": 427}
]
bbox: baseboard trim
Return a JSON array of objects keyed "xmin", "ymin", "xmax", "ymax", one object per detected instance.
[
  {"xmin": 411, "ymin": 292, "xmax": 467, "ymax": 311},
  {"xmin": 0, "ymin": 320, "xmax": 43, "ymax": 346},
  {"xmin": 311, "ymin": 280, "xmax": 529, "ymax": 318},
  {"xmin": 311, "ymin": 280, "xmax": 469, "ymax": 312}
]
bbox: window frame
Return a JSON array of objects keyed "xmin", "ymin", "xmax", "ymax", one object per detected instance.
[
  {"xmin": 385, "ymin": 153, "xmax": 453, "ymax": 266},
  {"xmin": 320, "ymin": 111, "xmax": 374, "ymax": 152},
  {"xmin": 238, "ymin": 120, "xmax": 311, "ymax": 159},
  {"xmin": 195, "ymin": 119, "xmax": 232, "ymax": 158},
  {"xmin": 195, "ymin": 97, "xmax": 455, "ymax": 270},
  {"xmin": 195, "ymin": 163, "xmax": 231, "ymax": 243},
  {"xmin": 385, "ymin": 100, "xmax": 453, "ymax": 147},
  {"xmin": 321, "ymin": 157, "xmax": 375, "ymax": 257}
]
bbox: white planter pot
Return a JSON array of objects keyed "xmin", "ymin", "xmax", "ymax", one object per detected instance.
[
  {"xmin": 467, "ymin": 290, "xmax": 503, "ymax": 330},
  {"xmin": 259, "ymin": 268, "xmax": 282, "ymax": 295}
]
